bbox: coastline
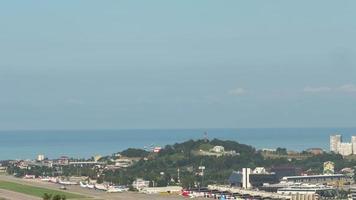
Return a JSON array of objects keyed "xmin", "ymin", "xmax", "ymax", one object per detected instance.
[{"xmin": 1, "ymin": 127, "xmax": 356, "ymax": 160}]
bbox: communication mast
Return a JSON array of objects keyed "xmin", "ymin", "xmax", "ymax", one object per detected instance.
[{"xmin": 204, "ymin": 132, "xmax": 208, "ymax": 142}]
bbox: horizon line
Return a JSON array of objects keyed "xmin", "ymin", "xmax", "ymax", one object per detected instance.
[{"xmin": 1, "ymin": 126, "xmax": 356, "ymax": 132}]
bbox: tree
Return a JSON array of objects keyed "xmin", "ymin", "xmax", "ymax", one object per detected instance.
[
  {"xmin": 120, "ymin": 148, "xmax": 149, "ymax": 157},
  {"xmin": 276, "ymin": 147, "xmax": 288, "ymax": 155},
  {"xmin": 96, "ymin": 176, "xmax": 104, "ymax": 184},
  {"xmin": 42, "ymin": 193, "xmax": 52, "ymax": 200},
  {"xmin": 52, "ymin": 194, "xmax": 61, "ymax": 200}
]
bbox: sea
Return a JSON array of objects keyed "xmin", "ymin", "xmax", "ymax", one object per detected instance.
[{"xmin": 1, "ymin": 128, "xmax": 356, "ymax": 160}]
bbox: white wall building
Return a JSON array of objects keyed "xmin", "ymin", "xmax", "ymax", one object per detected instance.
[
  {"xmin": 352, "ymin": 136, "xmax": 356, "ymax": 154},
  {"xmin": 330, "ymin": 135, "xmax": 342, "ymax": 153},
  {"xmin": 132, "ymin": 178, "xmax": 150, "ymax": 190},
  {"xmin": 37, "ymin": 154, "xmax": 45, "ymax": 161},
  {"xmin": 242, "ymin": 168, "xmax": 251, "ymax": 189},
  {"xmin": 141, "ymin": 186, "xmax": 182, "ymax": 194},
  {"xmin": 338, "ymin": 142, "xmax": 353, "ymax": 156},
  {"xmin": 211, "ymin": 146, "xmax": 225, "ymax": 153},
  {"xmin": 114, "ymin": 158, "xmax": 133, "ymax": 168},
  {"xmin": 253, "ymin": 167, "xmax": 267, "ymax": 174},
  {"xmin": 330, "ymin": 134, "xmax": 356, "ymax": 156}
]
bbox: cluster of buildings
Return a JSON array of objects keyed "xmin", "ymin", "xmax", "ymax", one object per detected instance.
[
  {"xmin": 11, "ymin": 153, "xmax": 141, "ymax": 171},
  {"xmin": 330, "ymin": 134, "xmax": 356, "ymax": 156},
  {"xmin": 10, "ymin": 155, "xmax": 71, "ymax": 170},
  {"xmin": 221, "ymin": 161, "xmax": 353, "ymax": 200},
  {"xmin": 185, "ymin": 169, "xmax": 348, "ymax": 200}
]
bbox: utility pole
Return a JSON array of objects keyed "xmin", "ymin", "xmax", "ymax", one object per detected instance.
[{"xmin": 177, "ymin": 168, "xmax": 181, "ymax": 184}]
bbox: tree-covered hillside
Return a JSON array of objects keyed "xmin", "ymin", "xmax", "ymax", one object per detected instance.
[{"xmin": 102, "ymin": 139, "xmax": 356, "ymax": 187}]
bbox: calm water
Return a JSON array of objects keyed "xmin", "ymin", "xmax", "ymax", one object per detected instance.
[{"xmin": 1, "ymin": 128, "xmax": 356, "ymax": 160}]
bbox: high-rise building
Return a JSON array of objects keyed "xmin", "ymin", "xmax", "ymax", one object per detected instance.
[
  {"xmin": 329, "ymin": 134, "xmax": 356, "ymax": 156},
  {"xmin": 330, "ymin": 135, "xmax": 342, "ymax": 153},
  {"xmin": 352, "ymin": 136, "xmax": 356, "ymax": 154},
  {"xmin": 242, "ymin": 168, "xmax": 252, "ymax": 189},
  {"xmin": 338, "ymin": 142, "xmax": 353, "ymax": 156},
  {"xmin": 37, "ymin": 154, "xmax": 45, "ymax": 161}
]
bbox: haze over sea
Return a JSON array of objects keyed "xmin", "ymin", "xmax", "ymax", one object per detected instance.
[{"xmin": 1, "ymin": 127, "xmax": 356, "ymax": 160}]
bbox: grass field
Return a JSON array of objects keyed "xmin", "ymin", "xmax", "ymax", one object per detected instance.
[{"xmin": 0, "ymin": 181, "xmax": 86, "ymax": 199}]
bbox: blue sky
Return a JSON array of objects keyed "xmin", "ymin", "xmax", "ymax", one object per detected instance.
[{"xmin": 0, "ymin": 1, "xmax": 356, "ymax": 129}]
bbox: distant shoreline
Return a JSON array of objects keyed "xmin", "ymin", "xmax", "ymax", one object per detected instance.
[{"xmin": 1, "ymin": 127, "xmax": 356, "ymax": 160}]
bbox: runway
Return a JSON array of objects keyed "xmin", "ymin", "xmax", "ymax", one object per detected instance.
[{"xmin": 0, "ymin": 175, "xmax": 198, "ymax": 200}]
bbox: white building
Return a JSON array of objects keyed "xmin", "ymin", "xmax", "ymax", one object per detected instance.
[
  {"xmin": 253, "ymin": 167, "xmax": 267, "ymax": 174},
  {"xmin": 37, "ymin": 154, "xmax": 45, "ymax": 161},
  {"xmin": 330, "ymin": 134, "xmax": 356, "ymax": 156},
  {"xmin": 281, "ymin": 174, "xmax": 348, "ymax": 184},
  {"xmin": 153, "ymin": 147, "xmax": 162, "ymax": 153},
  {"xmin": 330, "ymin": 135, "xmax": 342, "ymax": 153},
  {"xmin": 277, "ymin": 184, "xmax": 335, "ymax": 198},
  {"xmin": 132, "ymin": 178, "xmax": 150, "ymax": 190},
  {"xmin": 0, "ymin": 166, "xmax": 7, "ymax": 173},
  {"xmin": 338, "ymin": 142, "xmax": 353, "ymax": 156},
  {"xmin": 114, "ymin": 158, "xmax": 133, "ymax": 168},
  {"xmin": 352, "ymin": 136, "xmax": 356, "ymax": 154},
  {"xmin": 211, "ymin": 146, "xmax": 225, "ymax": 153},
  {"xmin": 242, "ymin": 168, "xmax": 252, "ymax": 189},
  {"xmin": 141, "ymin": 186, "xmax": 182, "ymax": 194}
]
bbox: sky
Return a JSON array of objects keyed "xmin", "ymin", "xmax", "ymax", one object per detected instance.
[{"xmin": 0, "ymin": 1, "xmax": 356, "ymax": 130}]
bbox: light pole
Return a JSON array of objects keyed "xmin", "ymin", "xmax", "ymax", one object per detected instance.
[{"xmin": 177, "ymin": 168, "xmax": 180, "ymax": 184}]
